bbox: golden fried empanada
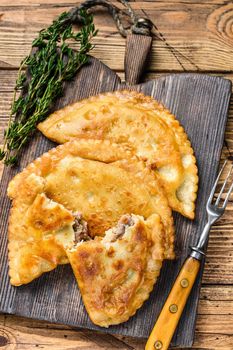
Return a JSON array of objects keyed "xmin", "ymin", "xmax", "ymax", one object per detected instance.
[
  {"xmin": 38, "ymin": 90, "xmax": 198, "ymax": 218},
  {"xmin": 8, "ymin": 186, "xmax": 76, "ymax": 286},
  {"xmin": 66, "ymin": 214, "xmax": 164, "ymax": 327},
  {"xmin": 8, "ymin": 139, "xmax": 174, "ymax": 285}
]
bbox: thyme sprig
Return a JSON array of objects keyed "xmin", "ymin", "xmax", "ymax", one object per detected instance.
[{"xmin": 0, "ymin": 10, "xmax": 97, "ymax": 165}]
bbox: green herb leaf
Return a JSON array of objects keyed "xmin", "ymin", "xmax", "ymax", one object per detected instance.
[
  {"xmin": 0, "ymin": 149, "xmax": 5, "ymax": 160},
  {"xmin": 2, "ymin": 9, "xmax": 97, "ymax": 165}
]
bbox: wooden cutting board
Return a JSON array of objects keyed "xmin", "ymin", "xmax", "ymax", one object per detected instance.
[{"xmin": 0, "ymin": 35, "xmax": 231, "ymax": 347}]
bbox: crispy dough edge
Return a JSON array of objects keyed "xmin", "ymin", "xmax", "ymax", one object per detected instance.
[
  {"xmin": 118, "ymin": 90, "xmax": 198, "ymax": 219},
  {"xmin": 8, "ymin": 195, "xmax": 74, "ymax": 286},
  {"xmin": 7, "ymin": 139, "xmax": 133, "ymax": 200},
  {"xmin": 7, "ymin": 140, "xmax": 133, "ymax": 285},
  {"xmin": 37, "ymin": 90, "xmax": 198, "ymax": 219},
  {"xmin": 66, "ymin": 214, "xmax": 164, "ymax": 327},
  {"xmin": 94, "ymin": 261, "xmax": 163, "ymax": 327},
  {"xmin": 7, "ymin": 139, "xmax": 174, "ymax": 262},
  {"xmin": 8, "ymin": 209, "xmax": 70, "ymax": 286},
  {"xmin": 114, "ymin": 158, "xmax": 174, "ymax": 259}
]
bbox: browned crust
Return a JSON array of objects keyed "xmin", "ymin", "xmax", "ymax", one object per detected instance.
[
  {"xmin": 66, "ymin": 214, "xmax": 164, "ymax": 327},
  {"xmin": 8, "ymin": 139, "xmax": 174, "ymax": 286},
  {"xmin": 38, "ymin": 90, "xmax": 198, "ymax": 219}
]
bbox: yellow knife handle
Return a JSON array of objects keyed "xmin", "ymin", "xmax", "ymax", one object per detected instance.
[{"xmin": 145, "ymin": 256, "xmax": 201, "ymax": 350}]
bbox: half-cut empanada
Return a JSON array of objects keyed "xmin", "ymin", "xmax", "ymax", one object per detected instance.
[
  {"xmin": 7, "ymin": 139, "xmax": 174, "ymax": 285},
  {"xmin": 38, "ymin": 90, "xmax": 198, "ymax": 218},
  {"xmin": 8, "ymin": 183, "xmax": 76, "ymax": 286},
  {"xmin": 66, "ymin": 214, "xmax": 164, "ymax": 327}
]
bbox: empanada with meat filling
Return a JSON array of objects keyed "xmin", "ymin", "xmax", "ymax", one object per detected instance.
[
  {"xmin": 38, "ymin": 90, "xmax": 198, "ymax": 219},
  {"xmin": 7, "ymin": 139, "xmax": 174, "ymax": 285},
  {"xmin": 66, "ymin": 214, "xmax": 164, "ymax": 327}
]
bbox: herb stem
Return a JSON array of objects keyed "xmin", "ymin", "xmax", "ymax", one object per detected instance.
[{"xmin": 0, "ymin": 10, "xmax": 97, "ymax": 165}]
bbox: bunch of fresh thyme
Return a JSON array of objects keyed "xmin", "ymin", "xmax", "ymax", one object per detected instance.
[{"xmin": 0, "ymin": 10, "xmax": 97, "ymax": 165}]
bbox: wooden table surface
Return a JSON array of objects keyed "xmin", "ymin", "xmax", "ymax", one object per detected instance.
[{"xmin": 0, "ymin": 1, "xmax": 233, "ymax": 349}]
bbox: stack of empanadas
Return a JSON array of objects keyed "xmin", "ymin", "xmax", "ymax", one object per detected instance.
[{"xmin": 7, "ymin": 91, "xmax": 198, "ymax": 327}]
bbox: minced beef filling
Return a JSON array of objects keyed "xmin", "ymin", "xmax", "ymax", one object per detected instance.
[
  {"xmin": 73, "ymin": 214, "xmax": 134, "ymax": 244},
  {"xmin": 111, "ymin": 215, "xmax": 134, "ymax": 241},
  {"xmin": 73, "ymin": 214, "xmax": 91, "ymax": 243}
]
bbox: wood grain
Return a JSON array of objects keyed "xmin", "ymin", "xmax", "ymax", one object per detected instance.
[
  {"xmin": 0, "ymin": 74, "xmax": 232, "ymax": 350},
  {"xmin": 124, "ymin": 34, "xmax": 152, "ymax": 85},
  {"xmin": 1, "ymin": 285, "xmax": 233, "ymax": 350},
  {"xmin": 0, "ymin": 1, "xmax": 233, "ymax": 71},
  {"xmin": 0, "ymin": 59, "xmax": 231, "ymax": 348},
  {"xmin": 0, "ymin": 1, "xmax": 233, "ymax": 349}
]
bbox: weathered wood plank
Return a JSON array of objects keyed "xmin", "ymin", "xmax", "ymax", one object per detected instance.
[
  {"xmin": 0, "ymin": 64, "xmax": 231, "ymax": 348},
  {"xmin": 0, "ymin": 72, "xmax": 233, "ymax": 128},
  {"xmin": 0, "ymin": 286, "xmax": 233, "ymax": 350},
  {"xmin": 0, "ymin": 72, "xmax": 233, "ymax": 289},
  {"xmin": 0, "ymin": 1, "xmax": 233, "ymax": 347},
  {"xmin": 0, "ymin": 316, "xmax": 134, "ymax": 350},
  {"xmin": 0, "ymin": 1, "xmax": 233, "ymax": 71},
  {"xmin": 0, "ymin": 0, "xmax": 232, "ymax": 5}
]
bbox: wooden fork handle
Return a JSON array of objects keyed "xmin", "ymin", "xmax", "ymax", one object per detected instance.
[{"xmin": 145, "ymin": 256, "xmax": 201, "ymax": 350}]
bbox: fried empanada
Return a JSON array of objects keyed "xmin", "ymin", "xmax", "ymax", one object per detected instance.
[
  {"xmin": 8, "ymin": 185, "xmax": 76, "ymax": 286},
  {"xmin": 66, "ymin": 214, "xmax": 164, "ymax": 327},
  {"xmin": 8, "ymin": 139, "xmax": 174, "ymax": 285},
  {"xmin": 38, "ymin": 90, "xmax": 198, "ymax": 218}
]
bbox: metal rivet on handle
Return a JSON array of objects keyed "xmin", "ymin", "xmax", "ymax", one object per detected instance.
[
  {"xmin": 154, "ymin": 340, "xmax": 163, "ymax": 349},
  {"xmin": 169, "ymin": 304, "xmax": 178, "ymax": 313},
  {"xmin": 180, "ymin": 278, "xmax": 189, "ymax": 288}
]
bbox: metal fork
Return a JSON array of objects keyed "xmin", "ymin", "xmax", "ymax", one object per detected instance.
[
  {"xmin": 146, "ymin": 159, "xmax": 233, "ymax": 350},
  {"xmin": 190, "ymin": 159, "xmax": 233, "ymax": 260}
]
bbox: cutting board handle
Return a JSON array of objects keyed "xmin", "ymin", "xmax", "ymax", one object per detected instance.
[{"xmin": 124, "ymin": 34, "xmax": 152, "ymax": 85}]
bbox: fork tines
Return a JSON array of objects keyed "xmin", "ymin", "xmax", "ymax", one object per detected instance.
[{"xmin": 207, "ymin": 158, "xmax": 233, "ymax": 209}]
